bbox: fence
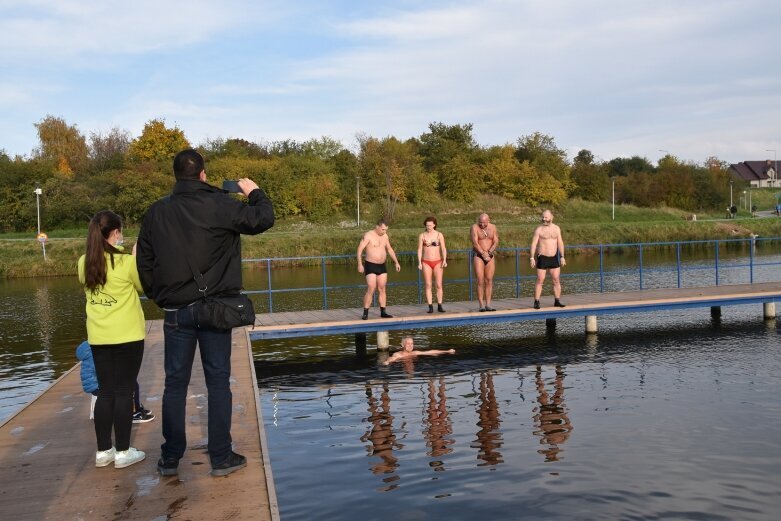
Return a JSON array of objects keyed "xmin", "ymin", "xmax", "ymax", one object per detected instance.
[{"xmin": 241, "ymin": 237, "xmax": 781, "ymax": 313}]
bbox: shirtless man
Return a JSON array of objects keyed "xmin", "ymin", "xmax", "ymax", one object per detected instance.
[
  {"xmin": 382, "ymin": 337, "xmax": 455, "ymax": 365},
  {"xmin": 470, "ymin": 213, "xmax": 499, "ymax": 312},
  {"xmin": 530, "ymin": 209, "xmax": 566, "ymax": 309},
  {"xmin": 357, "ymin": 219, "xmax": 401, "ymax": 320}
]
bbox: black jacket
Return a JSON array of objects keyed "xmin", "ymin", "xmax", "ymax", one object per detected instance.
[{"xmin": 136, "ymin": 179, "xmax": 274, "ymax": 308}]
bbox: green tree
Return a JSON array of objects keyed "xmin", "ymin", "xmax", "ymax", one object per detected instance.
[
  {"xmin": 88, "ymin": 127, "xmax": 131, "ymax": 175},
  {"xmin": 515, "ymin": 132, "xmax": 573, "ymax": 194},
  {"xmin": 571, "ymin": 149, "xmax": 609, "ymax": 202},
  {"xmin": 128, "ymin": 119, "xmax": 190, "ymax": 162},
  {"xmin": 418, "ymin": 122, "xmax": 477, "ymax": 174}
]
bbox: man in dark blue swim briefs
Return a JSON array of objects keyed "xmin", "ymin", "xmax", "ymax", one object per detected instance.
[
  {"xmin": 530, "ymin": 210, "xmax": 566, "ymax": 310},
  {"xmin": 357, "ymin": 219, "xmax": 401, "ymax": 320},
  {"xmin": 470, "ymin": 213, "xmax": 499, "ymax": 312}
]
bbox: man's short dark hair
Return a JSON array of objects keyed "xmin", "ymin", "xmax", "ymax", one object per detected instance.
[
  {"xmin": 174, "ymin": 149, "xmax": 205, "ymax": 180},
  {"xmin": 376, "ymin": 218, "xmax": 388, "ymax": 227}
]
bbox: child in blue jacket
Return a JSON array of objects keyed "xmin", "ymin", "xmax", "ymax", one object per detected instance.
[{"xmin": 76, "ymin": 340, "xmax": 154, "ymax": 422}]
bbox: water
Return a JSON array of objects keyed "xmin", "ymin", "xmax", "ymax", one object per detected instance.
[
  {"xmin": 1, "ymin": 245, "xmax": 780, "ymax": 518},
  {"xmin": 257, "ymin": 312, "xmax": 781, "ymax": 520}
]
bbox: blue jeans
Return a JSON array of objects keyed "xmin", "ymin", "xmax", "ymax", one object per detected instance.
[{"xmin": 162, "ymin": 305, "xmax": 233, "ymax": 465}]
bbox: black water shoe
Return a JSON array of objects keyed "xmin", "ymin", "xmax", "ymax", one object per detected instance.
[{"xmin": 533, "ymin": 300, "xmax": 540, "ymax": 309}]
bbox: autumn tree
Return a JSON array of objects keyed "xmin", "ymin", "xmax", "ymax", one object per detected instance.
[
  {"xmin": 33, "ymin": 115, "xmax": 89, "ymax": 177},
  {"xmin": 128, "ymin": 119, "xmax": 190, "ymax": 162}
]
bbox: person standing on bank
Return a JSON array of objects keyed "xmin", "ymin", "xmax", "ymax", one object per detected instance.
[
  {"xmin": 417, "ymin": 216, "xmax": 448, "ymax": 313},
  {"xmin": 136, "ymin": 149, "xmax": 274, "ymax": 477},
  {"xmin": 470, "ymin": 213, "xmax": 499, "ymax": 312},
  {"xmin": 530, "ymin": 209, "xmax": 566, "ymax": 309},
  {"xmin": 78, "ymin": 211, "xmax": 146, "ymax": 469},
  {"xmin": 357, "ymin": 219, "xmax": 401, "ymax": 320}
]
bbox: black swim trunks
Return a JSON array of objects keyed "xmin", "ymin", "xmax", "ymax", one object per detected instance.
[
  {"xmin": 535, "ymin": 254, "xmax": 560, "ymax": 270},
  {"xmin": 364, "ymin": 260, "xmax": 387, "ymax": 276},
  {"xmin": 473, "ymin": 248, "xmax": 494, "ymax": 265}
]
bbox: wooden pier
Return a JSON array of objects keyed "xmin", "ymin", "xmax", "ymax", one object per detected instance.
[
  {"xmin": 0, "ymin": 321, "xmax": 278, "ymax": 521},
  {"xmin": 249, "ymin": 281, "xmax": 781, "ymax": 340}
]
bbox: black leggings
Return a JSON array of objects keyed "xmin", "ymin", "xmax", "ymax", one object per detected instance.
[{"xmin": 91, "ymin": 341, "xmax": 144, "ymax": 451}]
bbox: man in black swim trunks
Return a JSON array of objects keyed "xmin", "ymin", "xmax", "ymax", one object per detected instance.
[
  {"xmin": 530, "ymin": 209, "xmax": 566, "ymax": 309},
  {"xmin": 357, "ymin": 219, "xmax": 401, "ymax": 319}
]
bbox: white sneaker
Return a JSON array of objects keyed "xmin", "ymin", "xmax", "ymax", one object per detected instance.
[
  {"xmin": 95, "ymin": 447, "xmax": 115, "ymax": 467},
  {"xmin": 114, "ymin": 447, "xmax": 146, "ymax": 469}
]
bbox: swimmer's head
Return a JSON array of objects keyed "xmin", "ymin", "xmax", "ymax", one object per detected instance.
[
  {"xmin": 541, "ymin": 210, "xmax": 553, "ymax": 225},
  {"xmin": 400, "ymin": 336, "xmax": 414, "ymax": 351},
  {"xmin": 477, "ymin": 213, "xmax": 490, "ymax": 228}
]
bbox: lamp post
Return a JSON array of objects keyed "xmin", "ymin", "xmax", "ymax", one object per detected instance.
[
  {"xmin": 355, "ymin": 176, "xmax": 360, "ymax": 227},
  {"xmin": 766, "ymin": 149, "xmax": 777, "ymax": 187},
  {"xmin": 743, "ymin": 190, "xmax": 747, "ymax": 210},
  {"xmin": 611, "ymin": 177, "xmax": 616, "ymax": 221},
  {"xmin": 34, "ymin": 186, "xmax": 42, "ymax": 235}
]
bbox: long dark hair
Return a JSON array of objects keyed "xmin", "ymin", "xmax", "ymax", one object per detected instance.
[{"xmin": 84, "ymin": 211, "xmax": 124, "ymax": 292}]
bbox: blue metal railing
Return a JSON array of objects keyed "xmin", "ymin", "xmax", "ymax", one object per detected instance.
[{"xmin": 241, "ymin": 237, "xmax": 781, "ymax": 313}]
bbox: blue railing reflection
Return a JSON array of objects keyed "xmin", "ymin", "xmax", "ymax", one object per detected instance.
[{"xmin": 241, "ymin": 237, "xmax": 781, "ymax": 313}]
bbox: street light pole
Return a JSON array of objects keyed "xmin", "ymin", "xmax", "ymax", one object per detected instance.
[
  {"xmin": 611, "ymin": 177, "xmax": 616, "ymax": 221},
  {"xmin": 767, "ymin": 149, "xmax": 777, "ymax": 187},
  {"xmin": 355, "ymin": 176, "xmax": 360, "ymax": 227},
  {"xmin": 34, "ymin": 186, "xmax": 42, "ymax": 235}
]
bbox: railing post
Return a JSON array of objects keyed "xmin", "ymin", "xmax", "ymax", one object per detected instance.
[
  {"xmin": 266, "ymin": 258, "xmax": 273, "ymax": 313},
  {"xmin": 515, "ymin": 248, "xmax": 521, "ymax": 298},
  {"xmin": 676, "ymin": 242, "xmax": 682, "ymax": 288},
  {"xmin": 749, "ymin": 236, "xmax": 754, "ymax": 283},
  {"xmin": 599, "ymin": 245, "xmax": 604, "ymax": 293},
  {"xmin": 639, "ymin": 244, "xmax": 644, "ymax": 290},
  {"xmin": 468, "ymin": 250, "xmax": 474, "ymax": 301},
  {"xmin": 417, "ymin": 261, "xmax": 422, "ymax": 304},
  {"xmin": 321, "ymin": 256, "xmax": 328, "ymax": 310},
  {"xmin": 714, "ymin": 240, "xmax": 720, "ymax": 286}
]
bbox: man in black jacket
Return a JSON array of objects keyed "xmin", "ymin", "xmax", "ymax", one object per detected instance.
[{"xmin": 136, "ymin": 149, "xmax": 274, "ymax": 477}]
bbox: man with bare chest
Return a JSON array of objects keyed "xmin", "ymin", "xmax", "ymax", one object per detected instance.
[
  {"xmin": 530, "ymin": 209, "xmax": 566, "ymax": 309},
  {"xmin": 470, "ymin": 213, "xmax": 499, "ymax": 312},
  {"xmin": 357, "ymin": 219, "xmax": 401, "ymax": 320}
]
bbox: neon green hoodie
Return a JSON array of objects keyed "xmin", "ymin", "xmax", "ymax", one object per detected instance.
[{"xmin": 77, "ymin": 249, "xmax": 145, "ymax": 345}]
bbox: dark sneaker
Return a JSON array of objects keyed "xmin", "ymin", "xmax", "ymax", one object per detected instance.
[
  {"xmin": 437, "ymin": 304, "xmax": 445, "ymax": 313},
  {"xmin": 361, "ymin": 309, "xmax": 369, "ymax": 320},
  {"xmin": 157, "ymin": 456, "xmax": 180, "ymax": 476},
  {"xmin": 533, "ymin": 300, "xmax": 540, "ymax": 309},
  {"xmin": 485, "ymin": 306, "xmax": 496, "ymax": 312},
  {"xmin": 427, "ymin": 305, "xmax": 434, "ymax": 314},
  {"xmin": 479, "ymin": 307, "xmax": 486, "ymax": 312},
  {"xmin": 211, "ymin": 451, "xmax": 247, "ymax": 477},
  {"xmin": 380, "ymin": 311, "xmax": 394, "ymax": 318},
  {"xmin": 554, "ymin": 300, "xmax": 566, "ymax": 308},
  {"xmin": 132, "ymin": 409, "xmax": 155, "ymax": 423}
]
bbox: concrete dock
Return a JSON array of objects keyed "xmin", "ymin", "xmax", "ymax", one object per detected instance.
[{"xmin": 0, "ymin": 320, "xmax": 277, "ymax": 520}]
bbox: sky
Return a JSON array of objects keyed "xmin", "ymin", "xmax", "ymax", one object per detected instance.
[{"xmin": 1, "ymin": 0, "xmax": 780, "ymax": 164}]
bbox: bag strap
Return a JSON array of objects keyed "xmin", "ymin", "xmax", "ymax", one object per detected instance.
[{"xmin": 167, "ymin": 196, "xmax": 210, "ymax": 298}]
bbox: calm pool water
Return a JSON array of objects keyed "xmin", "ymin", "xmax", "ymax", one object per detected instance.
[{"xmin": 257, "ymin": 308, "xmax": 781, "ymax": 521}]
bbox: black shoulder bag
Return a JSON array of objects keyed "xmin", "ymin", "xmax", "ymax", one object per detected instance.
[{"xmin": 171, "ymin": 200, "xmax": 256, "ymax": 330}]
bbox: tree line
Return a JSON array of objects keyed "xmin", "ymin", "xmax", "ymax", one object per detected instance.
[{"xmin": 0, "ymin": 116, "xmax": 736, "ymax": 232}]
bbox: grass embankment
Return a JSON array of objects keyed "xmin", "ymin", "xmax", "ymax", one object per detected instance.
[{"xmin": 2, "ymin": 196, "xmax": 781, "ymax": 278}]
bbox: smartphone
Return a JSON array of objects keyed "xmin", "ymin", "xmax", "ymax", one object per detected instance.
[{"xmin": 222, "ymin": 180, "xmax": 242, "ymax": 193}]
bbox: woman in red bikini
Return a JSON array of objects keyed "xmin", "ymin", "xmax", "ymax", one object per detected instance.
[{"xmin": 417, "ymin": 216, "xmax": 448, "ymax": 313}]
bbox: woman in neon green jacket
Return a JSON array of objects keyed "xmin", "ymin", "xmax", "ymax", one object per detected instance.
[{"xmin": 78, "ymin": 211, "xmax": 146, "ymax": 469}]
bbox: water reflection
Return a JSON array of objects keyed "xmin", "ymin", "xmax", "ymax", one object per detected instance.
[
  {"xmin": 360, "ymin": 383, "xmax": 402, "ymax": 491},
  {"xmin": 532, "ymin": 365, "xmax": 573, "ymax": 462},
  {"xmin": 471, "ymin": 372, "xmax": 503, "ymax": 467},
  {"xmin": 422, "ymin": 377, "xmax": 454, "ymax": 471}
]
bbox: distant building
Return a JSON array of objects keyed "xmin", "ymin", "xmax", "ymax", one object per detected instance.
[{"xmin": 729, "ymin": 160, "xmax": 777, "ymax": 187}]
